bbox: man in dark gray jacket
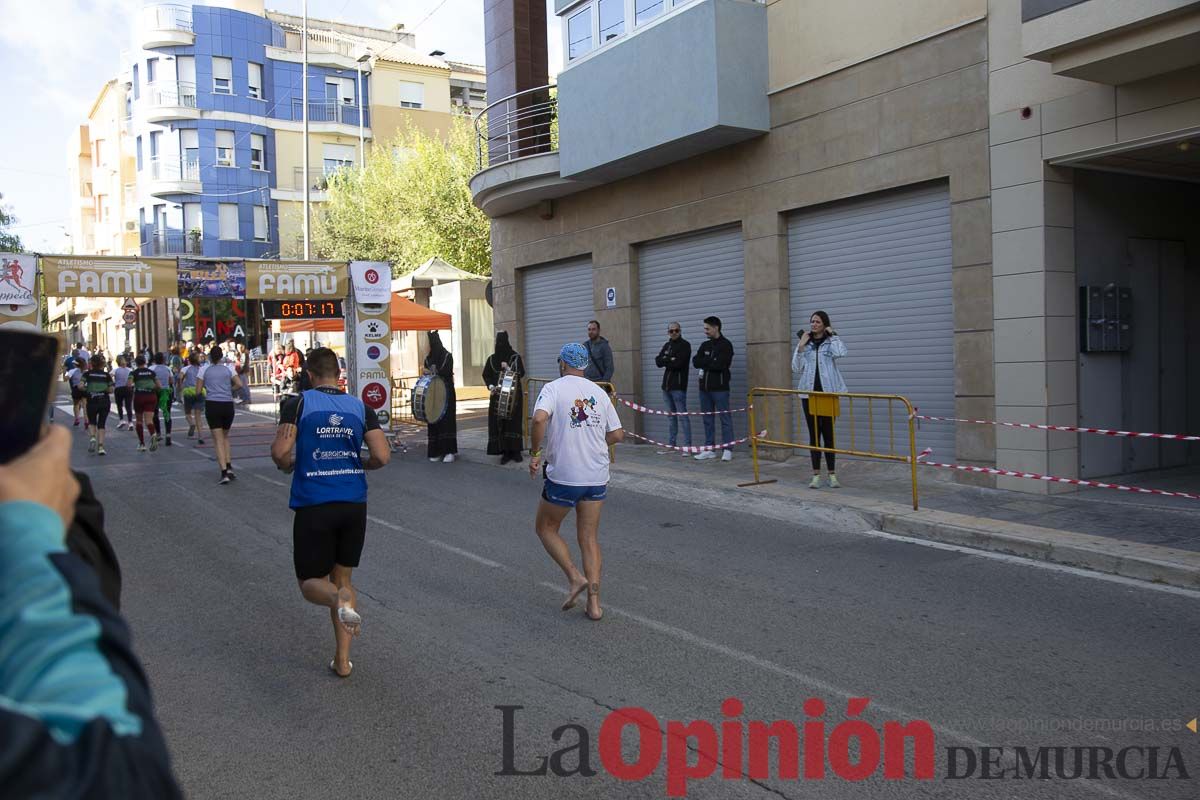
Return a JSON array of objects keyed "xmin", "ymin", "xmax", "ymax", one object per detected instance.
[{"xmin": 583, "ymin": 320, "xmax": 614, "ymax": 383}]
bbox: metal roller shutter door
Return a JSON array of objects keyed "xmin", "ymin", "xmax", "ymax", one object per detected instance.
[
  {"xmin": 787, "ymin": 182, "xmax": 956, "ymax": 458},
  {"xmin": 639, "ymin": 226, "xmax": 747, "ymax": 445},
  {"xmin": 522, "ymin": 257, "xmax": 595, "ymax": 380}
]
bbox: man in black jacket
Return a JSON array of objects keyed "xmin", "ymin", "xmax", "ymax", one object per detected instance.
[
  {"xmin": 654, "ymin": 321, "xmax": 692, "ymax": 454},
  {"xmin": 692, "ymin": 316, "xmax": 735, "ymax": 461}
]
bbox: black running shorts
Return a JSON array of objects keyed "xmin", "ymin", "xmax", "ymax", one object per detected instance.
[
  {"xmin": 86, "ymin": 396, "xmax": 111, "ymax": 429},
  {"xmin": 204, "ymin": 400, "xmax": 235, "ymax": 430},
  {"xmin": 292, "ymin": 501, "xmax": 368, "ymax": 580}
]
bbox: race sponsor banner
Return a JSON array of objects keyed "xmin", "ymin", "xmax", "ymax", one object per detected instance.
[
  {"xmin": 0, "ymin": 300, "xmax": 39, "ymax": 330},
  {"xmin": 41, "ymin": 255, "xmax": 178, "ymax": 298},
  {"xmin": 246, "ymin": 260, "xmax": 347, "ymax": 300},
  {"xmin": 346, "ymin": 281, "xmax": 391, "ymax": 429},
  {"xmin": 349, "ymin": 261, "xmax": 391, "ymax": 304},
  {"xmin": 0, "ymin": 253, "xmax": 35, "ymax": 306},
  {"xmin": 177, "ymin": 258, "xmax": 246, "ymax": 298}
]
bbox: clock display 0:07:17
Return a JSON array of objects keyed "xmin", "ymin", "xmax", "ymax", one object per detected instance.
[{"xmin": 260, "ymin": 300, "xmax": 344, "ymax": 319}]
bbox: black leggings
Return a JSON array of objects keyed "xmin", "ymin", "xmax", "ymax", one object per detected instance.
[
  {"xmin": 86, "ymin": 397, "xmax": 111, "ymax": 429},
  {"xmin": 802, "ymin": 399, "xmax": 835, "ymax": 471},
  {"xmin": 115, "ymin": 387, "xmax": 133, "ymax": 421}
]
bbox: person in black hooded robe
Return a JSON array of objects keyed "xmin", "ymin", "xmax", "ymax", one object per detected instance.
[
  {"xmin": 483, "ymin": 331, "xmax": 525, "ymax": 464},
  {"xmin": 423, "ymin": 331, "xmax": 458, "ymax": 462}
]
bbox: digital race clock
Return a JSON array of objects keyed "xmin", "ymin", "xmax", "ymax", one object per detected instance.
[{"xmin": 260, "ymin": 300, "xmax": 344, "ymax": 319}]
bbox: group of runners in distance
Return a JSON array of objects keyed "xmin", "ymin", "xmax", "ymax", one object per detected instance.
[
  {"xmin": 66, "ymin": 342, "xmax": 243, "ymax": 483},
  {"xmin": 63, "ymin": 336, "xmax": 623, "ymax": 678}
]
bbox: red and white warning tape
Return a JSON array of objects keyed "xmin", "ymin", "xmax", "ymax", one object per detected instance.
[
  {"xmin": 626, "ymin": 430, "xmax": 766, "ymax": 454},
  {"xmin": 618, "ymin": 397, "xmax": 753, "ymax": 417},
  {"xmin": 915, "ymin": 450, "xmax": 1200, "ymax": 501},
  {"xmin": 912, "ymin": 411, "xmax": 1200, "ymax": 442}
]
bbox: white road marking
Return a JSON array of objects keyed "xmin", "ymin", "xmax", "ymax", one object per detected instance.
[
  {"xmin": 367, "ymin": 514, "xmax": 504, "ymax": 568},
  {"xmin": 858, "ymin": 528, "xmax": 1200, "ymax": 600}
]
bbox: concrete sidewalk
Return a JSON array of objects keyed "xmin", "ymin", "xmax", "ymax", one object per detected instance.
[{"xmin": 450, "ymin": 427, "xmax": 1200, "ymax": 591}]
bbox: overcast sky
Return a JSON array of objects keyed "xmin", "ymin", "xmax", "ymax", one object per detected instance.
[{"xmin": 0, "ymin": 0, "xmax": 561, "ymax": 252}]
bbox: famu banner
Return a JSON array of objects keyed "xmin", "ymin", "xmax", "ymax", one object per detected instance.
[
  {"xmin": 246, "ymin": 260, "xmax": 347, "ymax": 300},
  {"xmin": 42, "ymin": 255, "xmax": 178, "ymax": 298}
]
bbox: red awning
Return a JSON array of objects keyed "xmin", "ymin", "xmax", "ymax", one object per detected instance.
[{"xmin": 278, "ymin": 294, "xmax": 452, "ymax": 333}]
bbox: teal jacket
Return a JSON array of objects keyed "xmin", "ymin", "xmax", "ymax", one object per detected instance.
[{"xmin": 0, "ymin": 501, "xmax": 180, "ymax": 798}]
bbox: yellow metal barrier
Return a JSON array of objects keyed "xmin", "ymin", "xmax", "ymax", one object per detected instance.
[
  {"xmin": 742, "ymin": 388, "xmax": 920, "ymax": 510},
  {"xmin": 524, "ymin": 377, "xmax": 617, "ymax": 459}
]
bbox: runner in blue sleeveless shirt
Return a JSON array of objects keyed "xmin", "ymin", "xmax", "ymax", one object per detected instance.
[{"xmin": 271, "ymin": 347, "xmax": 390, "ymax": 678}]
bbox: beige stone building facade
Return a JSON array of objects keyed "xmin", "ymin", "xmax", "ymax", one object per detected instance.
[{"xmin": 474, "ymin": 0, "xmax": 1200, "ymax": 491}]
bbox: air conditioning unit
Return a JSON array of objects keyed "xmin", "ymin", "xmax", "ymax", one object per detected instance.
[{"xmin": 125, "ymin": 221, "xmax": 137, "ymax": 232}]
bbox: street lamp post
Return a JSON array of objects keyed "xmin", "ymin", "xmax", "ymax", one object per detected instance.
[
  {"xmin": 356, "ymin": 50, "xmax": 372, "ymax": 170},
  {"xmin": 302, "ymin": 0, "xmax": 310, "ymax": 260}
]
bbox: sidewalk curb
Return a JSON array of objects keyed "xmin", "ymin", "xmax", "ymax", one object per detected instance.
[{"xmin": 448, "ymin": 430, "xmax": 1200, "ymax": 592}]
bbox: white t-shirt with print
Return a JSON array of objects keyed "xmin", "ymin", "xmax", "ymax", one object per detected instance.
[{"xmin": 534, "ymin": 375, "xmax": 622, "ymax": 487}]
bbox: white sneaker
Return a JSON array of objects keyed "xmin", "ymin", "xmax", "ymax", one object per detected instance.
[
  {"xmin": 429, "ymin": 457, "xmax": 440, "ymax": 462},
  {"xmin": 681, "ymin": 449, "xmax": 693, "ymax": 458},
  {"xmin": 694, "ymin": 450, "xmax": 717, "ymax": 461},
  {"xmin": 443, "ymin": 453, "xmax": 456, "ymax": 463},
  {"xmin": 656, "ymin": 448, "xmax": 673, "ymax": 455},
  {"xmin": 721, "ymin": 449, "xmax": 733, "ymax": 462},
  {"xmin": 808, "ymin": 475, "xmax": 822, "ymax": 489},
  {"xmin": 87, "ymin": 437, "xmax": 96, "ymax": 453}
]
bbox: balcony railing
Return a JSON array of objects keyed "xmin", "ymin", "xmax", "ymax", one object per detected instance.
[
  {"xmin": 145, "ymin": 80, "xmax": 198, "ymax": 110},
  {"xmin": 291, "ymin": 164, "xmax": 352, "ymax": 192},
  {"xmin": 289, "ymin": 99, "xmax": 367, "ymax": 126},
  {"xmin": 149, "ymin": 156, "xmax": 201, "ymax": 183},
  {"xmin": 473, "ymin": 84, "xmax": 557, "ymax": 171},
  {"xmin": 142, "ymin": 4, "xmax": 193, "ymax": 33},
  {"xmin": 145, "ymin": 231, "xmax": 202, "ymax": 256}
]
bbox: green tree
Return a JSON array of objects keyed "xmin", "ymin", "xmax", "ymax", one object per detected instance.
[
  {"xmin": 0, "ymin": 192, "xmax": 24, "ymax": 253},
  {"xmin": 311, "ymin": 115, "xmax": 491, "ymax": 276}
]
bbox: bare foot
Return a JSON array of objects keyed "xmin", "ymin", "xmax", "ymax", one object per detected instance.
[
  {"xmin": 336, "ymin": 587, "xmax": 361, "ymax": 636},
  {"xmin": 585, "ymin": 583, "xmax": 603, "ymax": 621},
  {"xmin": 561, "ymin": 573, "xmax": 588, "ymax": 611}
]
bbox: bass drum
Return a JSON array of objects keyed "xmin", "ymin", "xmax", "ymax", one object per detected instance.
[{"xmin": 412, "ymin": 374, "xmax": 448, "ymax": 425}]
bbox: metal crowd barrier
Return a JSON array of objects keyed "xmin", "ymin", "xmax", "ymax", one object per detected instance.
[{"xmin": 743, "ymin": 388, "xmax": 920, "ymax": 510}]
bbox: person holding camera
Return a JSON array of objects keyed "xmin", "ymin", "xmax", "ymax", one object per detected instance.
[{"xmin": 792, "ymin": 310, "xmax": 848, "ymax": 488}]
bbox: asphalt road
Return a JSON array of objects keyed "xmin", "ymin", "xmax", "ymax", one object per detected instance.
[{"xmin": 62, "ymin": 402, "xmax": 1200, "ymax": 800}]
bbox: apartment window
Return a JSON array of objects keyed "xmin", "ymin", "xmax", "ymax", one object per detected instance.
[
  {"xmin": 95, "ymin": 194, "xmax": 108, "ymax": 223},
  {"xmin": 146, "ymin": 57, "xmax": 158, "ymax": 84},
  {"xmin": 213, "ymin": 57, "xmax": 233, "ymax": 94},
  {"xmin": 250, "ymin": 133, "xmax": 265, "ymax": 170},
  {"xmin": 598, "ymin": 0, "xmax": 624, "ymax": 42},
  {"xmin": 216, "ymin": 129, "xmax": 235, "ymax": 167},
  {"xmin": 136, "ymin": 136, "xmax": 143, "ymax": 171},
  {"xmin": 326, "ymin": 77, "xmax": 355, "ymax": 106},
  {"xmin": 247, "ymin": 62, "xmax": 263, "ymax": 99},
  {"xmin": 149, "ymin": 130, "xmax": 161, "ymax": 160},
  {"xmin": 322, "ymin": 143, "xmax": 356, "ymax": 175},
  {"xmin": 177, "ymin": 56, "xmax": 196, "ymax": 103},
  {"xmin": 399, "ymin": 81, "xmax": 424, "ymax": 109},
  {"xmin": 94, "ymin": 139, "xmax": 106, "ymax": 167},
  {"xmin": 635, "ymin": 0, "xmax": 665, "ymax": 25},
  {"xmin": 180, "ymin": 129, "xmax": 199, "ymax": 171},
  {"xmin": 218, "ymin": 203, "xmax": 239, "ymax": 240},
  {"xmin": 253, "ymin": 205, "xmax": 268, "ymax": 241},
  {"xmin": 568, "ymin": 6, "xmax": 593, "ymax": 60},
  {"xmin": 132, "ymin": 64, "xmax": 140, "ymax": 99}
]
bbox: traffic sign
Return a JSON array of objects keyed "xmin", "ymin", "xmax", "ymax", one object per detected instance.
[
  {"xmin": 123, "ymin": 310, "xmax": 137, "ymax": 325},
  {"xmin": 122, "ymin": 297, "xmax": 138, "ymax": 311}
]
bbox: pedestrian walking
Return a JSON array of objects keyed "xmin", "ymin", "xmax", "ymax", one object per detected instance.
[
  {"xmin": 128, "ymin": 356, "xmax": 161, "ymax": 452},
  {"xmin": 654, "ymin": 321, "xmax": 692, "ymax": 454},
  {"xmin": 529, "ymin": 343, "xmax": 625, "ymax": 621},
  {"xmin": 196, "ymin": 346, "xmax": 243, "ymax": 485},
  {"xmin": 583, "ymin": 320, "xmax": 614, "ymax": 383},
  {"xmin": 792, "ymin": 310, "xmax": 847, "ymax": 489},
  {"xmin": 483, "ymin": 331, "xmax": 526, "ymax": 464},
  {"xmin": 270, "ymin": 347, "xmax": 390, "ymax": 678},
  {"xmin": 83, "ymin": 355, "xmax": 114, "ymax": 456},
  {"xmin": 692, "ymin": 316, "xmax": 735, "ymax": 461},
  {"xmin": 423, "ymin": 331, "xmax": 458, "ymax": 463},
  {"xmin": 180, "ymin": 351, "xmax": 206, "ymax": 445}
]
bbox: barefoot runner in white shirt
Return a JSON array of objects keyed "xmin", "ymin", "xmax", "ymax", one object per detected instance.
[{"xmin": 528, "ymin": 343, "xmax": 625, "ymax": 621}]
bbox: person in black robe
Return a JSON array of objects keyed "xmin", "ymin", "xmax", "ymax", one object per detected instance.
[
  {"xmin": 424, "ymin": 331, "xmax": 458, "ymax": 462},
  {"xmin": 483, "ymin": 331, "xmax": 525, "ymax": 464}
]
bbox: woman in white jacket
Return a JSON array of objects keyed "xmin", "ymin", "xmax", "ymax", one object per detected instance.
[{"xmin": 791, "ymin": 310, "xmax": 848, "ymax": 488}]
